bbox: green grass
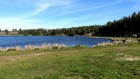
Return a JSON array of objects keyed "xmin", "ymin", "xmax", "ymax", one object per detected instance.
[
  {"xmin": 0, "ymin": 43, "xmax": 140, "ymax": 79},
  {"xmin": 92, "ymin": 36, "xmax": 140, "ymax": 41}
]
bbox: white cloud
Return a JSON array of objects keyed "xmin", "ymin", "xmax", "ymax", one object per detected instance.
[
  {"xmin": 0, "ymin": 0, "xmax": 128, "ymax": 30},
  {"xmin": 57, "ymin": 0, "xmax": 122, "ymax": 16},
  {"xmin": 32, "ymin": 3, "xmax": 52, "ymax": 15},
  {"xmin": 0, "ymin": 17, "xmax": 46, "ymax": 30},
  {"xmin": 32, "ymin": 0, "xmax": 74, "ymax": 15},
  {"xmin": 0, "ymin": 0, "xmax": 75, "ymax": 30}
]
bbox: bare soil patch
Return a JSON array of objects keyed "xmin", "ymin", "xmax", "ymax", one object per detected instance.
[{"xmin": 115, "ymin": 53, "xmax": 140, "ymax": 61}]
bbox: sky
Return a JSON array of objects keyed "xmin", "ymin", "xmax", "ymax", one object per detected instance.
[{"xmin": 0, "ymin": 0, "xmax": 140, "ymax": 30}]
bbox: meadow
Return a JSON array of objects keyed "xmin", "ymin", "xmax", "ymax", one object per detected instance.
[{"xmin": 0, "ymin": 43, "xmax": 139, "ymax": 79}]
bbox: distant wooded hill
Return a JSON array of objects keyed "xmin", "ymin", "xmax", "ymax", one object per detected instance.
[
  {"xmin": 0, "ymin": 12, "xmax": 140, "ymax": 37},
  {"xmin": 96, "ymin": 12, "xmax": 140, "ymax": 37}
]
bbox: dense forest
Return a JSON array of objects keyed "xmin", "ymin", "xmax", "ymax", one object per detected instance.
[
  {"xmin": 1, "ymin": 12, "xmax": 140, "ymax": 37},
  {"xmin": 96, "ymin": 12, "xmax": 140, "ymax": 37},
  {"xmin": 17, "ymin": 26, "xmax": 100, "ymax": 36}
]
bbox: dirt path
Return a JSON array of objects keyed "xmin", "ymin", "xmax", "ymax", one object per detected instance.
[{"xmin": 0, "ymin": 52, "xmax": 48, "ymax": 64}]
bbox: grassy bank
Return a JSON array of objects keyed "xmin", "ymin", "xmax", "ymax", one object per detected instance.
[
  {"xmin": 0, "ymin": 43, "xmax": 139, "ymax": 79},
  {"xmin": 92, "ymin": 36, "xmax": 140, "ymax": 44},
  {"xmin": 92, "ymin": 36, "xmax": 140, "ymax": 41}
]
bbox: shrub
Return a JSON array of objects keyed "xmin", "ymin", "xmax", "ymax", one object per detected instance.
[
  {"xmin": 6, "ymin": 48, "xmax": 17, "ymax": 51},
  {"xmin": 138, "ymin": 39, "xmax": 140, "ymax": 42},
  {"xmin": 6, "ymin": 46, "xmax": 21, "ymax": 52},
  {"xmin": 73, "ymin": 45, "xmax": 87, "ymax": 48}
]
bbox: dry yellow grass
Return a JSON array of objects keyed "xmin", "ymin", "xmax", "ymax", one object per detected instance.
[
  {"xmin": 40, "ymin": 43, "xmax": 51, "ymax": 49},
  {"xmin": 24, "ymin": 45, "xmax": 37, "ymax": 50}
]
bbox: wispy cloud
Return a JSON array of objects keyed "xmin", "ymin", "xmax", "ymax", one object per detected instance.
[
  {"xmin": 56, "ymin": 0, "xmax": 122, "ymax": 16},
  {"xmin": 32, "ymin": 0, "xmax": 74, "ymax": 15},
  {"xmin": 0, "ymin": 0, "xmax": 75, "ymax": 30},
  {"xmin": 16, "ymin": 0, "xmax": 74, "ymax": 18},
  {"xmin": 33, "ymin": 3, "xmax": 51, "ymax": 15},
  {"xmin": 0, "ymin": 17, "xmax": 45, "ymax": 30},
  {"xmin": 0, "ymin": 0, "xmax": 138, "ymax": 30}
]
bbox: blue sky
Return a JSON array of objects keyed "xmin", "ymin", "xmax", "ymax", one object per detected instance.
[{"xmin": 0, "ymin": 0, "xmax": 140, "ymax": 30}]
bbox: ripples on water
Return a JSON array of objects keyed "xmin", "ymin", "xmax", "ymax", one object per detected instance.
[{"xmin": 0, "ymin": 36, "xmax": 113, "ymax": 48}]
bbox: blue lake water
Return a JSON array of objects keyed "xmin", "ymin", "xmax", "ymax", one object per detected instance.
[{"xmin": 0, "ymin": 36, "xmax": 113, "ymax": 48}]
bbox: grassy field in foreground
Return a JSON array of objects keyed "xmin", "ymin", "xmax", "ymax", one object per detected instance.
[{"xmin": 0, "ymin": 43, "xmax": 139, "ymax": 79}]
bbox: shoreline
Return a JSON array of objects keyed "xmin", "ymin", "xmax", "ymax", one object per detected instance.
[
  {"xmin": 92, "ymin": 36, "xmax": 140, "ymax": 44},
  {"xmin": 0, "ymin": 36, "xmax": 139, "ymax": 51}
]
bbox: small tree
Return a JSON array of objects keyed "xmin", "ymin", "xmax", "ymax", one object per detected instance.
[{"xmin": 5, "ymin": 29, "xmax": 9, "ymax": 34}]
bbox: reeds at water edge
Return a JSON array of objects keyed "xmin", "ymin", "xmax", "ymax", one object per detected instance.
[
  {"xmin": 0, "ymin": 41, "xmax": 120, "ymax": 52},
  {"xmin": 0, "ymin": 43, "xmax": 67, "ymax": 51}
]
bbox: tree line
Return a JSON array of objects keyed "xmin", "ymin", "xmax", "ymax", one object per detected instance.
[
  {"xmin": 1, "ymin": 12, "xmax": 140, "ymax": 37},
  {"xmin": 96, "ymin": 12, "xmax": 140, "ymax": 37},
  {"xmin": 18, "ymin": 26, "xmax": 100, "ymax": 36}
]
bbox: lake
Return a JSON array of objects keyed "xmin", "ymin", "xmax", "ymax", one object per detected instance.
[{"xmin": 0, "ymin": 36, "xmax": 113, "ymax": 48}]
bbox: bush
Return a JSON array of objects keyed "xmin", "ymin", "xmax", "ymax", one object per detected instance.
[
  {"xmin": 73, "ymin": 45, "xmax": 87, "ymax": 48},
  {"xmin": 6, "ymin": 48, "xmax": 17, "ymax": 51},
  {"xmin": 6, "ymin": 46, "xmax": 21, "ymax": 52},
  {"xmin": 138, "ymin": 39, "xmax": 140, "ymax": 42}
]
